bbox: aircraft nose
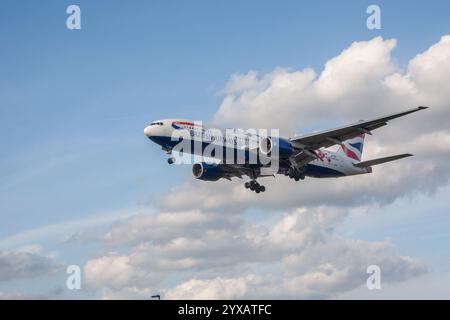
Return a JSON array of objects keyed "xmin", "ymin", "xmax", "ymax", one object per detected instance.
[{"xmin": 144, "ymin": 125, "xmax": 154, "ymax": 138}]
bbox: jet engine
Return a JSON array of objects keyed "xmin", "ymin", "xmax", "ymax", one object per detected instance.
[{"xmin": 192, "ymin": 162, "xmax": 224, "ymax": 181}]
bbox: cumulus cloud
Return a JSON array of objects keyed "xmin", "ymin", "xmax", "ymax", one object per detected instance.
[
  {"xmin": 83, "ymin": 36, "xmax": 450, "ymax": 299},
  {"xmin": 165, "ymin": 276, "xmax": 252, "ymax": 300},
  {"xmin": 102, "ymin": 210, "xmax": 242, "ymax": 246},
  {"xmin": 84, "ymin": 254, "xmax": 159, "ymax": 290},
  {"xmin": 84, "ymin": 206, "xmax": 426, "ymax": 299},
  {"xmin": 279, "ymin": 239, "xmax": 426, "ymax": 297},
  {"xmin": 214, "ymin": 36, "xmax": 450, "ymax": 132}
]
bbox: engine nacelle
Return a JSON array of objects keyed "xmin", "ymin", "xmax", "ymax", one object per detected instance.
[
  {"xmin": 192, "ymin": 162, "xmax": 224, "ymax": 181},
  {"xmin": 258, "ymin": 136, "xmax": 294, "ymax": 158}
]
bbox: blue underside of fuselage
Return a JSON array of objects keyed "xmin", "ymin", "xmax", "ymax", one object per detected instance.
[
  {"xmin": 148, "ymin": 136, "xmax": 345, "ymax": 178},
  {"xmin": 304, "ymin": 164, "xmax": 345, "ymax": 178}
]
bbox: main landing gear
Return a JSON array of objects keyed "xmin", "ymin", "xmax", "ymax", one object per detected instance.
[
  {"xmin": 285, "ymin": 167, "xmax": 305, "ymax": 181},
  {"xmin": 244, "ymin": 180, "xmax": 266, "ymax": 193}
]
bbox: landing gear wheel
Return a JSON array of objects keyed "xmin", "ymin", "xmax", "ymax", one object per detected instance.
[
  {"xmin": 167, "ymin": 157, "xmax": 175, "ymax": 164},
  {"xmin": 288, "ymin": 167, "xmax": 296, "ymax": 179},
  {"xmin": 246, "ymin": 180, "xmax": 266, "ymax": 193}
]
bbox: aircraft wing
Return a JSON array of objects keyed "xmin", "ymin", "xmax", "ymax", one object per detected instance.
[{"xmin": 289, "ymin": 106, "xmax": 428, "ymax": 150}]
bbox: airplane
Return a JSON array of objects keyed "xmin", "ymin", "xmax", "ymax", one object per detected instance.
[{"xmin": 144, "ymin": 106, "xmax": 428, "ymax": 193}]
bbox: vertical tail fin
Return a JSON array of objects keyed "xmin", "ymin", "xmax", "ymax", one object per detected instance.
[{"xmin": 338, "ymin": 134, "xmax": 365, "ymax": 162}]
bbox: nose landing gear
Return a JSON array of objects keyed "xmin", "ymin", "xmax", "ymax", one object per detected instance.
[
  {"xmin": 166, "ymin": 148, "xmax": 176, "ymax": 165},
  {"xmin": 244, "ymin": 180, "xmax": 266, "ymax": 193}
]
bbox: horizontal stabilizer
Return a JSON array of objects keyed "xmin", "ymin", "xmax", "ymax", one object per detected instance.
[{"xmin": 354, "ymin": 153, "xmax": 413, "ymax": 168}]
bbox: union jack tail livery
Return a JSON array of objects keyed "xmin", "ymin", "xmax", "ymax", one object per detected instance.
[{"xmin": 338, "ymin": 134, "xmax": 365, "ymax": 162}]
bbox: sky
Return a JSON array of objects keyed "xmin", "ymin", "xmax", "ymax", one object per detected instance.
[{"xmin": 0, "ymin": 0, "xmax": 450, "ymax": 299}]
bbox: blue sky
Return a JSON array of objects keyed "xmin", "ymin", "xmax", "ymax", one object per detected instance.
[{"xmin": 1, "ymin": 0, "xmax": 450, "ymax": 299}]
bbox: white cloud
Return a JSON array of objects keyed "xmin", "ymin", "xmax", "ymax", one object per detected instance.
[
  {"xmin": 165, "ymin": 276, "xmax": 251, "ymax": 300},
  {"xmin": 221, "ymin": 70, "xmax": 261, "ymax": 95},
  {"xmin": 84, "ymin": 254, "xmax": 155, "ymax": 290},
  {"xmin": 102, "ymin": 210, "xmax": 241, "ymax": 246},
  {"xmin": 214, "ymin": 36, "xmax": 450, "ymax": 135},
  {"xmin": 315, "ymin": 37, "xmax": 397, "ymax": 103},
  {"xmin": 406, "ymin": 35, "xmax": 450, "ymax": 101},
  {"xmin": 280, "ymin": 239, "xmax": 426, "ymax": 296},
  {"xmin": 84, "ymin": 206, "xmax": 426, "ymax": 299}
]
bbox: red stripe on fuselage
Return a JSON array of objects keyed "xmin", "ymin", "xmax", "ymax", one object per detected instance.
[{"xmin": 172, "ymin": 121, "xmax": 202, "ymax": 127}]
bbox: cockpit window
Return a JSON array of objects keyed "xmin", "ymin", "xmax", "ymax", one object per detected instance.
[{"xmin": 149, "ymin": 122, "xmax": 164, "ymax": 126}]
